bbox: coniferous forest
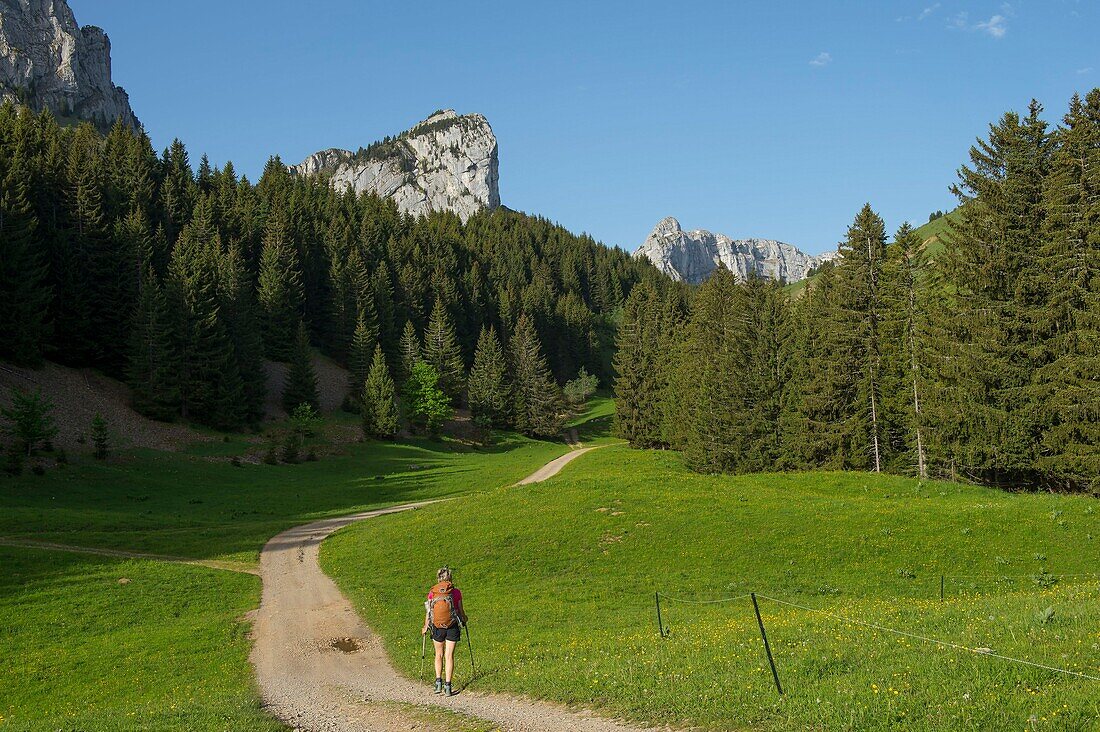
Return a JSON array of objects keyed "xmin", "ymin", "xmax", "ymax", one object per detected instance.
[
  {"xmin": 615, "ymin": 93, "xmax": 1099, "ymax": 493},
  {"xmin": 0, "ymin": 102, "xmax": 660, "ymax": 436}
]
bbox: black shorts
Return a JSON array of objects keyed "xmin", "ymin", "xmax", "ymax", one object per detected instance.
[{"xmin": 431, "ymin": 624, "xmax": 461, "ymax": 643}]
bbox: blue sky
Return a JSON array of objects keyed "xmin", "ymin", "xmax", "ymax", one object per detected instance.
[{"xmin": 72, "ymin": 1, "xmax": 1096, "ymax": 255}]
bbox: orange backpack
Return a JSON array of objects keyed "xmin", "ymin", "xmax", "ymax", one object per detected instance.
[{"xmin": 429, "ymin": 581, "xmax": 458, "ymax": 629}]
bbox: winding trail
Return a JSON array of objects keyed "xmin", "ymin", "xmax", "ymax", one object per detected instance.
[{"xmin": 250, "ymin": 445, "xmax": 649, "ymax": 732}]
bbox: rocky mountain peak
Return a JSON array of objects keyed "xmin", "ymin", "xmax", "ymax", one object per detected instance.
[
  {"xmin": 635, "ymin": 217, "xmax": 832, "ymax": 285},
  {"xmin": 0, "ymin": 0, "xmax": 139, "ymax": 131},
  {"xmin": 292, "ymin": 110, "xmax": 500, "ymax": 222}
]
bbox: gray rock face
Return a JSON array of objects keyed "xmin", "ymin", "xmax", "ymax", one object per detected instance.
[
  {"xmin": 635, "ymin": 216, "xmax": 835, "ymax": 285},
  {"xmin": 0, "ymin": 0, "xmax": 139, "ymax": 131},
  {"xmin": 293, "ymin": 109, "xmax": 500, "ymax": 222}
]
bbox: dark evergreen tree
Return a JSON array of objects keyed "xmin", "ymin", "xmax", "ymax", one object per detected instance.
[
  {"xmin": 510, "ymin": 313, "xmax": 564, "ymax": 438},
  {"xmin": 128, "ymin": 270, "xmax": 181, "ymax": 421},
  {"xmin": 362, "ymin": 345, "xmax": 399, "ymax": 439},
  {"xmin": 346, "ymin": 310, "xmax": 378, "ymax": 409},
  {"xmin": 423, "ymin": 299, "xmax": 465, "ymax": 401},
  {"xmin": 257, "ymin": 212, "xmax": 303, "ymax": 361},
  {"xmin": 283, "ymin": 320, "xmax": 319, "ymax": 413},
  {"xmin": 398, "ymin": 320, "xmax": 421, "ymax": 385},
  {"xmin": 467, "ymin": 326, "xmax": 510, "ymax": 428}
]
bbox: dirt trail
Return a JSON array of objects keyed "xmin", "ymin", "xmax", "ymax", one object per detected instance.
[
  {"xmin": 250, "ymin": 446, "xmax": 650, "ymax": 732},
  {"xmin": 0, "ymin": 538, "xmax": 259, "ymax": 575}
]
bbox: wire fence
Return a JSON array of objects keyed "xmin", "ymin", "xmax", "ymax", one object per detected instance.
[{"xmin": 654, "ymin": 581, "xmax": 1100, "ymax": 695}]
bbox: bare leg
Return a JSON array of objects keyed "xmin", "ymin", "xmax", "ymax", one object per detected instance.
[
  {"xmin": 433, "ymin": 639, "xmax": 444, "ymax": 680},
  {"xmin": 444, "ymin": 639, "xmax": 458, "ymax": 683}
]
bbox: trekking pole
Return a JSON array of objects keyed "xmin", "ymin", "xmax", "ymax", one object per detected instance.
[
  {"xmin": 463, "ymin": 620, "xmax": 476, "ymax": 681},
  {"xmin": 419, "ymin": 631, "xmax": 427, "ymax": 682}
]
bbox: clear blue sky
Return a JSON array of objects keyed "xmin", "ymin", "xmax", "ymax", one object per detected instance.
[{"xmin": 72, "ymin": 1, "xmax": 1097, "ymax": 255}]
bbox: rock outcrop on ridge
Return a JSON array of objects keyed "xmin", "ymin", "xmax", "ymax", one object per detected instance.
[
  {"xmin": 634, "ymin": 216, "xmax": 836, "ymax": 285},
  {"xmin": 0, "ymin": 0, "xmax": 139, "ymax": 131},
  {"xmin": 293, "ymin": 109, "xmax": 500, "ymax": 222}
]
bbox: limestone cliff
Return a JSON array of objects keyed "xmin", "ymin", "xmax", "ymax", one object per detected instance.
[
  {"xmin": 293, "ymin": 110, "xmax": 500, "ymax": 222},
  {"xmin": 634, "ymin": 216, "xmax": 836, "ymax": 285},
  {"xmin": 0, "ymin": 0, "xmax": 139, "ymax": 130}
]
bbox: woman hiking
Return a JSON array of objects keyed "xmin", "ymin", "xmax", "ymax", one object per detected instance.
[{"xmin": 421, "ymin": 566, "xmax": 468, "ymax": 696}]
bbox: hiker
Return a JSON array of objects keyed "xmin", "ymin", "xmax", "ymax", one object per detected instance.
[{"xmin": 422, "ymin": 566, "xmax": 468, "ymax": 696}]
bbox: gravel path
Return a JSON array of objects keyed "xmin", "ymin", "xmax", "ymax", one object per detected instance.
[{"xmin": 250, "ymin": 447, "xmax": 650, "ymax": 732}]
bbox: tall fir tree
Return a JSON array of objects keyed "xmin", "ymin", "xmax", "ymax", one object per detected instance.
[
  {"xmin": 1029, "ymin": 91, "xmax": 1100, "ymax": 490},
  {"xmin": 467, "ymin": 326, "xmax": 510, "ymax": 428},
  {"xmin": 257, "ymin": 212, "xmax": 304, "ymax": 361},
  {"xmin": 346, "ymin": 310, "xmax": 379, "ymax": 409},
  {"xmin": 612, "ymin": 281, "xmax": 666, "ymax": 447},
  {"xmin": 362, "ymin": 345, "xmax": 399, "ymax": 439},
  {"xmin": 283, "ymin": 320, "xmax": 319, "ymax": 412},
  {"xmin": 423, "ymin": 299, "xmax": 466, "ymax": 401},
  {"xmin": 510, "ymin": 313, "xmax": 564, "ymax": 438},
  {"xmin": 127, "ymin": 269, "xmax": 181, "ymax": 420},
  {"xmin": 0, "ymin": 111, "xmax": 50, "ymax": 365},
  {"xmin": 936, "ymin": 100, "xmax": 1053, "ymax": 485},
  {"xmin": 397, "ymin": 320, "xmax": 421, "ymax": 385}
]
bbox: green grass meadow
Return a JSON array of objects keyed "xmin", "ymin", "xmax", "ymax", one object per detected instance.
[
  {"xmin": 0, "ymin": 430, "xmax": 569, "ymax": 730},
  {"xmin": 323, "ymin": 445, "xmax": 1100, "ymax": 731}
]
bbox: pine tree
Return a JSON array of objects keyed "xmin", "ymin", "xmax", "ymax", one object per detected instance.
[
  {"xmin": 936, "ymin": 100, "xmax": 1053, "ymax": 485},
  {"xmin": 0, "ymin": 115, "xmax": 50, "ymax": 365},
  {"xmin": 423, "ymin": 299, "xmax": 465, "ymax": 401},
  {"xmin": 613, "ymin": 281, "xmax": 666, "ymax": 447},
  {"xmin": 219, "ymin": 242, "xmax": 267, "ymax": 424},
  {"xmin": 510, "ymin": 313, "xmax": 564, "ymax": 438},
  {"xmin": 362, "ymin": 345, "xmax": 399, "ymax": 439},
  {"xmin": 283, "ymin": 320, "xmax": 319, "ymax": 413},
  {"xmin": 467, "ymin": 326, "xmax": 510, "ymax": 428},
  {"xmin": 346, "ymin": 310, "xmax": 378, "ymax": 409},
  {"xmin": 398, "ymin": 320, "xmax": 421, "ymax": 384},
  {"xmin": 1029, "ymin": 91, "xmax": 1100, "ymax": 490},
  {"xmin": 257, "ymin": 212, "xmax": 303, "ymax": 361},
  {"xmin": 128, "ymin": 269, "xmax": 181, "ymax": 421},
  {"xmin": 834, "ymin": 204, "xmax": 891, "ymax": 472}
]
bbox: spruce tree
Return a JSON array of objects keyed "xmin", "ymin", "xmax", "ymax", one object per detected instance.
[
  {"xmin": 283, "ymin": 320, "xmax": 319, "ymax": 413},
  {"xmin": 510, "ymin": 313, "xmax": 564, "ymax": 438},
  {"xmin": 467, "ymin": 326, "xmax": 510, "ymax": 428},
  {"xmin": 613, "ymin": 281, "xmax": 665, "ymax": 447},
  {"xmin": 257, "ymin": 213, "xmax": 304, "ymax": 361},
  {"xmin": 128, "ymin": 269, "xmax": 181, "ymax": 421},
  {"xmin": 423, "ymin": 299, "xmax": 465, "ymax": 401},
  {"xmin": 219, "ymin": 242, "xmax": 267, "ymax": 424},
  {"xmin": 1029, "ymin": 91, "xmax": 1100, "ymax": 490},
  {"xmin": 0, "ymin": 120, "xmax": 50, "ymax": 366},
  {"xmin": 398, "ymin": 320, "xmax": 421, "ymax": 384},
  {"xmin": 362, "ymin": 345, "xmax": 399, "ymax": 439},
  {"xmin": 936, "ymin": 100, "xmax": 1053, "ymax": 485},
  {"xmin": 346, "ymin": 310, "xmax": 378, "ymax": 409}
]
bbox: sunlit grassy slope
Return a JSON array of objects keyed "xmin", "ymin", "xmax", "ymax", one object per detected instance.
[{"xmin": 324, "ymin": 445, "xmax": 1100, "ymax": 731}]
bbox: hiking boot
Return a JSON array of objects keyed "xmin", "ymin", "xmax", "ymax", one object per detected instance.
[
  {"xmin": 434, "ymin": 678, "xmax": 443, "ymax": 694},
  {"xmin": 444, "ymin": 682, "xmax": 454, "ymax": 697}
]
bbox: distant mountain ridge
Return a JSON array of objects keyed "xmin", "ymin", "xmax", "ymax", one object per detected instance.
[
  {"xmin": 0, "ymin": 0, "xmax": 139, "ymax": 131},
  {"xmin": 634, "ymin": 216, "xmax": 836, "ymax": 285},
  {"xmin": 292, "ymin": 109, "xmax": 500, "ymax": 222}
]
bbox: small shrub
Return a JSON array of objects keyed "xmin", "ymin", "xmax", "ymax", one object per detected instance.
[
  {"xmin": 290, "ymin": 403, "xmax": 322, "ymax": 438},
  {"xmin": 281, "ymin": 433, "xmax": 302, "ymax": 464},
  {"xmin": 1037, "ymin": 606, "xmax": 1056, "ymax": 625},
  {"xmin": 1, "ymin": 388, "xmax": 59, "ymax": 457},
  {"xmin": 1033, "ymin": 553, "xmax": 1046, "ymax": 562},
  {"xmin": 896, "ymin": 568, "xmax": 916, "ymax": 579},
  {"xmin": 90, "ymin": 413, "xmax": 110, "ymax": 460},
  {"xmin": 1032, "ymin": 570, "xmax": 1058, "ymax": 588},
  {"xmin": 263, "ymin": 445, "xmax": 278, "ymax": 465},
  {"xmin": 230, "ymin": 456, "xmax": 242, "ymax": 468},
  {"xmin": 563, "ymin": 367, "xmax": 599, "ymax": 406}
]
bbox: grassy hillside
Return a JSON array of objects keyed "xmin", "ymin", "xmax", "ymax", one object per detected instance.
[
  {"xmin": 0, "ymin": 426, "xmax": 571, "ymax": 729},
  {"xmin": 786, "ymin": 208, "xmax": 960, "ymax": 297},
  {"xmin": 324, "ymin": 445, "xmax": 1100, "ymax": 731}
]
